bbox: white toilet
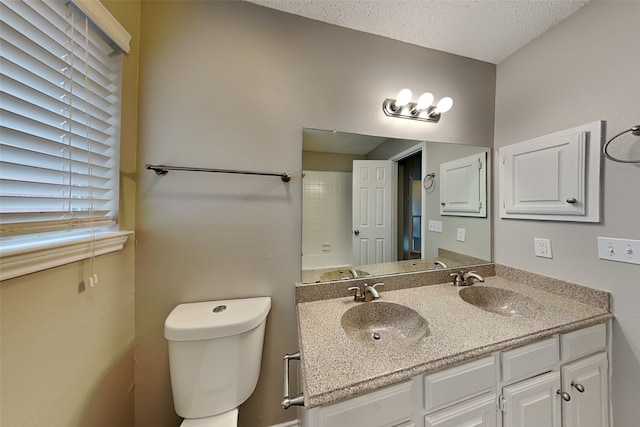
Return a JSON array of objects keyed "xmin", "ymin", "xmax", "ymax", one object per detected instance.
[{"xmin": 164, "ymin": 297, "xmax": 271, "ymax": 427}]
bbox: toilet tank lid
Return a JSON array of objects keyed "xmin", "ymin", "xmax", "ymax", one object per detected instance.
[{"xmin": 164, "ymin": 297, "xmax": 271, "ymax": 341}]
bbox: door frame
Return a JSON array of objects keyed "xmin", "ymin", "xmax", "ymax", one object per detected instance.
[{"xmin": 389, "ymin": 142, "xmax": 427, "ymax": 258}]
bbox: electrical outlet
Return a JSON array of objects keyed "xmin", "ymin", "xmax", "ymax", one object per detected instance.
[{"xmin": 534, "ymin": 238, "xmax": 552, "ymax": 258}]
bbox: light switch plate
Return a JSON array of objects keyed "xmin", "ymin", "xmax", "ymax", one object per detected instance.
[
  {"xmin": 534, "ymin": 238, "xmax": 553, "ymax": 258},
  {"xmin": 457, "ymin": 228, "xmax": 466, "ymax": 242},
  {"xmin": 428, "ymin": 220, "xmax": 443, "ymax": 233},
  {"xmin": 597, "ymin": 237, "xmax": 640, "ymax": 265}
]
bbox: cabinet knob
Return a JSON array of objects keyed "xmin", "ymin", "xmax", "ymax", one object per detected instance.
[
  {"xmin": 571, "ymin": 381, "xmax": 585, "ymax": 393},
  {"xmin": 557, "ymin": 390, "xmax": 571, "ymax": 401},
  {"xmin": 566, "ymin": 197, "xmax": 577, "ymax": 204},
  {"xmin": 441, "ymin": 202, "xmax": 446, "ymax": 206},
  {"xmin": 354, "ymin": 229, "xmax": 360, "ymax": 236}
]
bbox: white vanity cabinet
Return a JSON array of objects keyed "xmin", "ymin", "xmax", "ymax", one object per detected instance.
[
  {"xmin": 502, "ymin": 371, "xmax": 562, "ymax": 427},
  {"xmin": 423, "ymin": 355, "xmax": 497, "ymax": 427},
  {"xmin": 500, "ymin": 323, "xmax": 609, "ymax": 427},
  {"xmin": 300, "ymin": 323, "xmax": 609, "ymax": 427},
  {"xmin": 300, "ymin": 378, "xmax": 420, "ymax": 427},
  {"xmin": 424, "ymin": 393, "xmax": 497, "ymax": 427}
]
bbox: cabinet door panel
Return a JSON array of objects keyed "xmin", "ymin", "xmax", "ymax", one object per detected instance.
[
  {"xmin": 425, "ymin": 393, "xmax": 497, "ymax": 427},
  {"xmin": 561, "ymin": 352, "xmax": 609, "ymax": 427},
  {"xmin": 439, "ymin": 152, "xmax": 487, "ymax": 217},
  {"xmin": 502, "ymin": 371, "xmax": 561, "ymax": 427},
  {"xmin": 499, "ymin": 120, "xmax": 603, "ymax": 222},
  {"xmin": 502, "ymin": 131, "xmax": 585, "ymax": 215}
]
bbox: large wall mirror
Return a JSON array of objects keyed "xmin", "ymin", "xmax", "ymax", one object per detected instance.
[{"xmin": 302, "ymin": 128, "xmax": 492, "ymax": 283}]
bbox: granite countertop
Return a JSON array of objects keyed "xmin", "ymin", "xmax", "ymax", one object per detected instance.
[{"xmin": 296, "ymin": 273, "xmax": 612, "ymax": 408}]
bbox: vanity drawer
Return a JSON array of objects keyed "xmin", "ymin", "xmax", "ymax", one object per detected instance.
[
  {"xmin": 425, "ymin": 392, "xmax": 497, "ymax": 427},
  {"xmin": 315, "ymin": 379, "xmax": 414, "ymax": 427},
  {"xmin": 501, "ymin": 336, "xmax": 559, "ymax": 383},
  {"xmin": 424, "ymin": 355, "xmax": 496, "ymax": 412},
  {"xmin": 561, "ymin": 323, "xmax": 606, "ymax": 362}
]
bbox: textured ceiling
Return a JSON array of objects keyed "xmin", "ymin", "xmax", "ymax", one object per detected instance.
[{"xmin": 245, "ymin": 0, "xmax": 590, "ymax": 64}]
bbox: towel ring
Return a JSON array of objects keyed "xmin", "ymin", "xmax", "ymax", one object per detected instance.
[
  {"xmin": 423, "ymin": 173, "xmax": 436, "ymax": 190},
  {"xmin": 603, "ymin": 125, "xmax": 640, "ymax": 163}
]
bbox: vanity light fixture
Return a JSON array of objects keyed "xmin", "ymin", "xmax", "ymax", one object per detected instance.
[{"xmin": 382, "ymin": 89, "xmax": 454, "ymax": 123}]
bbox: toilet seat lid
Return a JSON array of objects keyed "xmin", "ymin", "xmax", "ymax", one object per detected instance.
[{"xmin": 180, "ymin": 408, "xmax": 238, "ymax": 427}]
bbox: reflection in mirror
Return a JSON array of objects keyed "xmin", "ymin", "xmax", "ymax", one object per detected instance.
[{"xmin": 302, "ymin": 128, "xmax": 492, "ymax": 283}]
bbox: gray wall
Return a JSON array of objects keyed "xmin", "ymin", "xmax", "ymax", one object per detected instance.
[
  {"xmin": 424, "ymin": 142, "xmax": 492, "ymax": 260},
  {"xmin": 135, "ymin": 1, "xmax": 495, "ymax": 426},
  {"xmin": 494, "ymin": 2, "xmax": 640, "ymax": 426}
]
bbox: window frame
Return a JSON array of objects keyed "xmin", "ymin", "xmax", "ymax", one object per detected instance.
[{"xmin": 0, "ymin": 0, "xmax": 132, "ymax": 280}]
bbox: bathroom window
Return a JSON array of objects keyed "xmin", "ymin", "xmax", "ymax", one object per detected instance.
[{"xmin": 0, "ymin": 0, "xmax": 131, "ymax": 280}]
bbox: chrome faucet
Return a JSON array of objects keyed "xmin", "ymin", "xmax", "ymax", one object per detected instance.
[
  {"xmin": 348, "ymin": 283, "xmax": 384, "ymax": 302},
  {"xmin": 434, "ymin": 261, "xmax": 448, "ymax": 269},
  {"xmin": 450, "ymin": 271, "xmax": 484, "ymax": 286},
  {"xmin": 449, "ymin": 272, "xmax": 465, "ymax": 286},
  {"xmin": 349, "ymin": 268, "xmax": 359, "ymax": 278},
  {"xmin": 462, "ymin": 271, "xmax": 485, "ymax": 286},
  {"xmin": 364, "ymin": 283, "xmax": 384, "ymax": 301}
]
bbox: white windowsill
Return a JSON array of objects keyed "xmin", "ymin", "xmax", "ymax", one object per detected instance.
[{"xmin": 0, "ymin": 230, "xmax": 133, "ymax": 281}]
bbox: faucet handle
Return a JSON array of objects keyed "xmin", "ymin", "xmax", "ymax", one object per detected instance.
[
  {"xmin": 372, "ymin": 283, "xmax": 384, "ymax": 290},
  {"xmin": 449, "ymin": 272, "xmax": 464, "ymax": 285},
  {"xmin": 347, "ymin": 286, "xmax": 362, "ymax": 301}
]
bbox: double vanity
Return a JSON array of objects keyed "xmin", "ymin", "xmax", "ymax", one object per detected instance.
[{"xmin": 293, "ymin": 264, "xmax": 612, "ymax": 427}]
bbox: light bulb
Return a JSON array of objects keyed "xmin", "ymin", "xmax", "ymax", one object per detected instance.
[
  {"xmin": 415, "ymin": 92, "xmax": 434, "ymax": 110},
  {"xmin": 434, "ymin": 97, "xmax": 453, "ymax": 114},
  {"xmin": 395, "ymin": 88, "xmax": 412, "ymax": 108}
]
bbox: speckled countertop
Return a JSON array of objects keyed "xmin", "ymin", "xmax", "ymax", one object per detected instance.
[{"xmin": 296, "ymin": 268, "xmax": 612, "ymax": 408}]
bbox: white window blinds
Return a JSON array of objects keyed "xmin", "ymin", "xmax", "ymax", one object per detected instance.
[{"xmin": 0, "ymin": 0, "xmax": 123, "ymax": 239}]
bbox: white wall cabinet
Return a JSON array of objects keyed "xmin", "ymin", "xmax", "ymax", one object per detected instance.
[
  {"xmin": 439, "ymin": 152, "xmax": 487, "ymax": 218},
  {"xmin": 499, "ymin": 121, "xmax": 603, "ymax": 222},
  {"xmin": 301, "ymin": 323, "xmax": 609, "ymax": 427}
]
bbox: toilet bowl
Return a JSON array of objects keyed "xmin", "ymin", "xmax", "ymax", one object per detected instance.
[{"xmin": 165, "ymin": 297, "xmax": 271, "ymax": 427}]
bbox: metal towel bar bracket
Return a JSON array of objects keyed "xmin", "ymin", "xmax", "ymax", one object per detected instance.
[
  {"xmin": 145, "ymin": 164, "xmax": 291, "ymax": 182},
  {"xmin": 281, "ymin": 351, "xmax": 305, "ymax": 409}
]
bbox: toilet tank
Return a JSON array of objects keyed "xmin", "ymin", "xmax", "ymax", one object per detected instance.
[{"xmin": 164, "ymin": 297, "xmax": 271, "ymax": 419}]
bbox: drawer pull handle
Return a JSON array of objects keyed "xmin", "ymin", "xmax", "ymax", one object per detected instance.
[
  {"xmin": 281, "ymin": 352, "xmax": 305, "ymax": 409},
  {"xmin": 571, "ymin": 381, "xmax": 585, "ymax": 393},
  {"xmin": 566, "ymin": 197, "xmax": 577, "ymax": 204},
  {"xmin": 557, "ymin": 390, "xmax": 571, "ymax": 401}
]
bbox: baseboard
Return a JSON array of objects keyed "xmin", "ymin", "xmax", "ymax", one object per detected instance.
[{"xmin": 269, "ymin": 420, "xmax": 300, "ymax": 427}]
